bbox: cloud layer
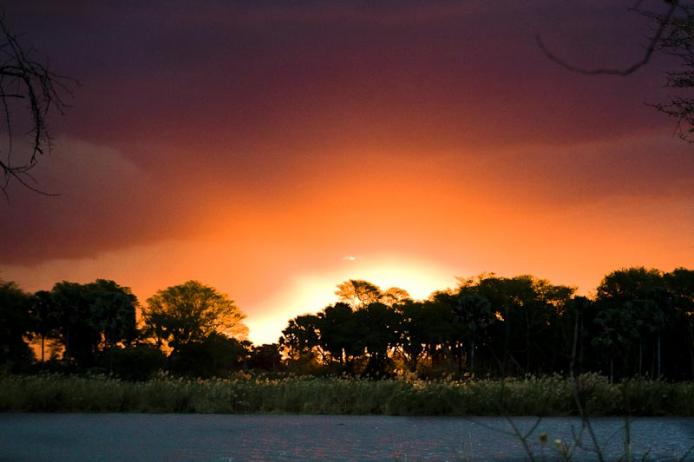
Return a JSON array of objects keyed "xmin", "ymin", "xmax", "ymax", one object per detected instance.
[{"xmin": 1, "ymin": 1, "xmax": 692, "ymax": 342}]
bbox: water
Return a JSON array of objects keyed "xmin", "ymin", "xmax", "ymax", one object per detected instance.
[{"xmin": 0, "ymin": 414, "xmax": 692, "ymax": 461}]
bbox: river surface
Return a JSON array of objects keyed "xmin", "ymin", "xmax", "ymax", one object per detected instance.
[{"xmin": 0, "ymin": 414, "xmax": 692, "ymax": 461}]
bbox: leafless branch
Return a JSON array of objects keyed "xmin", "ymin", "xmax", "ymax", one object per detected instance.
[
  {"xmin": 569, "ymin": 307, "xmax": 606, "ymax": 462},
  {"xmin": 649, "ymin": 2, "xmax": 694, "ymax": 140},
  {"xmin": 536, "ymin": 0, "xmax": 679, "ymax": 76},
  {"xmin": 0, "ymin": 13, "xmax": 77, "ymax": 197}
]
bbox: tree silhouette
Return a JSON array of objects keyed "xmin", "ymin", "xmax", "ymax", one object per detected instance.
[
  {"xmin": 357, "ymin": 302, "xmax": 399, "ymax": 376},
  {"xmin": 0, "ymin": 17, "xmax": 74, "ymax": 195},
  {"xmin": 318, "ymin": 302, "xmax": 363, "ymax": 369},
  {"xmin": 595, "ymin": 268, "xmax": 671, "ymax": 378},
  {"xmin": 663, "ymin": 268, "xmax": 694, "ymax": 377},
  {"xmin": 143, "ymin": 280, "xmax": 248, "ymax": 353},
  {"xmin": 381, "ymin": 287, "xmax": 411, "ymax": 306},
  {"xmin": 279, "ymin": 313, "xmax": 324, "ymax": 373},
  {"xmin": 452, "ymin": 293, "xmax": 495, "ymax": 374},
  {"xmin": 87, "ymin": 279, "xmax": 138, "ymax": 349},
  {"xmin": 651, "ymin": 2, "xmax": 694, "ymax": 140},
  {"xmin": 168, "ymin": 333, "xmax": 250, "ymax": 378},
  {"xmin": 49, "ymin": 279, "xmax": 138, "ymax": 366},
  {"xmin": 0, "ymin": 280, "xmax": 32, "ymax": 369},
  {"xmin": 249, "ymin": 343, "xmax": 282, "ymax": 371},
  {"xmin": 394, "ymin": 300, "xmax": 429, "ymax": 372},
  {"xmin": 335, "ymin": 279, "xmax": 382, "ymax": 308},
  {"xmin": 99, "ymin": 344, "xmax": 166, "ymax": 381},
  {"xmin": 1, "ymin": 266, "xmax": 691, "ymax": 379},
  {"xmin": 538, "ymin": 0, "xmax": 694, "ymax": 141},
  {"xmin": 27, "ymin": 289, "xmax": 60, "ymax": 362},
  {"xmin": 280, "ymin": 314, "xmax": 320, "ymax": 358},
  {"xmin": 50, "ymin": 281, "xmax": 99, "ymax": 366}
]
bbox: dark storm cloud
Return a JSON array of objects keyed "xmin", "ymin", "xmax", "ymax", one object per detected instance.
[{"xmin": 0, "ymin": 0, "xmax": 691, "ymax": 266}]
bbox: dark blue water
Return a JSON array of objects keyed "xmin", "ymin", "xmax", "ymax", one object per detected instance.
[{"xmin": 0, "ymin": 414, "xmax": 692, "ymax": 461}]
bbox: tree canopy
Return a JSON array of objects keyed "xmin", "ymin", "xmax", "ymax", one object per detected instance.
[
  {"xmin": 143, "ymin": 280, "xmax": 248, "ymax": 352},
  {"xmin": 49, "ymin": 279, "xmax": 137, "ymax": 366},
  {"xmin": 1, "ymin": 268, "xmax": 692, "ymax": 381},
  {"xmin": 0, "ymin": 280, "xmax": 33, "ymax": 369}
]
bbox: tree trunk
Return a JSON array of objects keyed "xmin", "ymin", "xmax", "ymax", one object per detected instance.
[
  {"xmin": 410, "ymin": 355, "xmax": 418, "ymax": 373},
  {"xmin": 657, "ymin": 335, "xmax": 662, "ymax": 377},
  {"xmin": 470, "ymin": 338, "xmax": 476, "ymax": 375},
  {"xmin": 525, "ymin": 315, "xmax": 531, "ymax": 373},
  {"xmin": 578, "ymin": 314, "xmax": 584, "ymax": 374},
  {"xmin": 638, "ymin": 341, "xmax": 642, "ymax": 376},
  {"xmin": 504, "ymin": 307, "xmax": 510, "ymax": 376},
  {"xmin": 610, "ymin": 357, "xmax": 614, "ymax": 384}
]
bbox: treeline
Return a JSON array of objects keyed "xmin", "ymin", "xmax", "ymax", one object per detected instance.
[
  {"xmin": 1, "ymin": 267, "xmax": 693, "ymax": 381},
  {"xmin": 0, "ymin": 280, "xmax": 267, "ymax": 380},
  {"xmin": 281, "ymin": 268, "xmax": 694, "ymax": 381}
]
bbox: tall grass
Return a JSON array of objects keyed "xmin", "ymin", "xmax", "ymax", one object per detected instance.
[{"xmin": 1, "ymin": 373, "xmax": 693, "ymax": 415}]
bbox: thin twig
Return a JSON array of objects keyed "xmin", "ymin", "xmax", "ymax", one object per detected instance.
[
  {"xmin": 570, "ymin": 305, "xmax": 606, "ymax": 462},
  {"xmin": 536, "ymin": 0, "xmax": 679, "ymax": 76},
  {"xmin": 0, "ymin": 13, "xmax": 76, "ymax": 196}
]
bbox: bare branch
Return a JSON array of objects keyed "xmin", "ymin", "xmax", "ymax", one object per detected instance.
[
  {"xmin": 536, "ymin": 0, "xmax": 679, "ymax": 76},
  {"xmin": 570, "ymin": 305, "xmax": 606, "ymax": 462},
  {"xmin": 0, "ymin": 14, "xmax": 77, "ymax": 196}
]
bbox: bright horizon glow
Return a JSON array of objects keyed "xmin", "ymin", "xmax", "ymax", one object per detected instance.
[
  {"xmin": 1, "ymin": 3, "xmax": 692, "ymax": 352},
  {"xmin": 245, "ymin": 255, "xmax": 460, "ymax": 344}
]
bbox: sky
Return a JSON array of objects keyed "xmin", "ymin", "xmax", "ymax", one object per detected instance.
[{"xmin": 1, "ymin": 1, "xmax": 693, "ymax": 344}]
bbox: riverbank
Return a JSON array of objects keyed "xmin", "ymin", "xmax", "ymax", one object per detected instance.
[{"xmin": 1, "ymin": 374, "xmax": 693, "ymax": 416}]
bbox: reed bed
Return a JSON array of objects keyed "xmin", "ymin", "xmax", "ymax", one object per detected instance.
[{"xmin": 1, "ymin": 373, "xmax": 693, "ymax": 416}]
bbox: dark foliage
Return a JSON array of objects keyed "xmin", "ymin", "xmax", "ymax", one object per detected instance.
[
  {"xmin": 280, "ymin": 268, "xmax": 694, "ymax": 380},
  {"xmin": 168, "ymin": 333, "xmax": 250, "ymax": 378},
  {"xmin": 99, "ymin": 345, "xmax": 166, "ymax": 381},
  {"xmin": 0, "ymin": 281, "xmax": 33, "ymax": 370},
  {"xmin": 2, "ymin": 267, "xmax": 693, "ymax": 381}
]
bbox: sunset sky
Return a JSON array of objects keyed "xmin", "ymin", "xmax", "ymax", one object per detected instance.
[{"xmin": 1, "ymin": 1, "xmax": 692, "ymax": 344}]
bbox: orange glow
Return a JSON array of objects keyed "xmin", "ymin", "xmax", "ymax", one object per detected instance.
[
  {"xmin": 1, "ymin": 3, "xmax": 692, "ymax": 347},
  {"xmin": 247, "ymin": 256, "xmax": 459, "ymax": 344},
  {"xmin": 3, "ymin": 142, "xmax": 693, "ymax": 344}
]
